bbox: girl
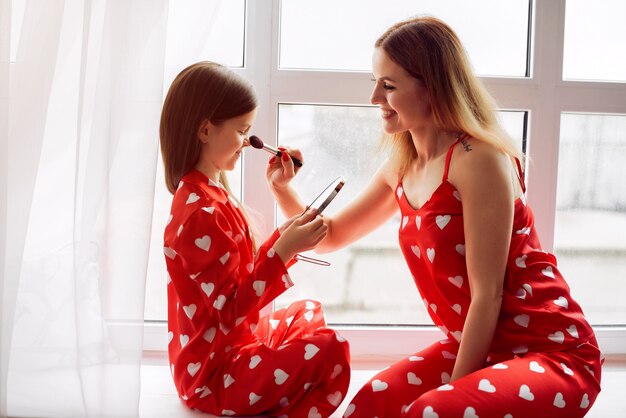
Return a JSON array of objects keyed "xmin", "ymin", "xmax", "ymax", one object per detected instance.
[
  {"xmin": 160, "ymin": 61, "xmax": 350, "ymax": 418},
  {"xmin": 267, "ymin": 17, "xmax": 602, "ymax": 418}
]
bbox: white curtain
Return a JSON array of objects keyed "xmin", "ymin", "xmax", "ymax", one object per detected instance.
[{"xmin": 0, "ymin": 0, "xmax": 168, "ymax": 416}]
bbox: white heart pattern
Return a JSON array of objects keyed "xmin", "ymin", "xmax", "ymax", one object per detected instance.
[
  {"xmin": 478, "ymin": 378, "xmax": 496, "ymax": 393},
  {"xmin": 554, "ymin": 296, "xmax": 568, "ymax": 309},
  {"xmin": 437, "ymin": 384, "xmax": 454, "ymax": 391},
  {"xmin": 304, "ymin": 344, "xmax": 320, "ymax": 360},
  {"xmin": 219, "ymin": 252, "xmax": 230, "ymax": 264},
  {"xmin": 407, "ymin": 372, "xmax": 422, "ymax": 385},
  {"xmin": 274, "ymin": 369, "xmax": 289, "ymax": 385},
  {"xmin": 330, "ymin": 364, "xmax": 342, "ymax": 379},
  {"xmin": 441, "ymin": 372, "xmax": 451, "ymax": 384},
  {"xmin": 463, "ymin": 407, "xmax": 479, "ymax": 418},
  {"xmin": 397, "ymin": 186, "xmax": 403, "ymax": 199},
  {"xmin": 514, "ymin": 314, "xmax": 530, "ymax": 328},
  {"xmin": 213, "ymin": 295, "xmax": 226, "ymax": 310},
  {"xmin": 519, "ymin": 384, "xmax": 534, "ymax": 401},
  {"xmin": 401, "ymin": 216, "xmax": 409, "ymax": 229},
  {"xmin": 455, "ymin": 244, "xmax": 465, "ymax": 256},
  {"xmin": 442, "ymin": 351, "xmax": 457, "ymax": 360},
  {"xmin": 411, "ymin": 245, "xmax": 421, "ymax": 258},
  {"xmin": 567, "ymin": 325, "xmax": 579, "ymax": 338},
  {"xmin": 327, "ymin": 391, "xmax": 342, "ymax": 407},
  {"xmin": 344, "ymin": 403, "xmax": 356, "ymax": 417},
  {"xmin": 542, "ymin": 266, "xmax": 556, "ymax": 278},
  {"xmin": 580, "ymin": 393, "xmax": 590, "ymax": 409},
  {"xmin": 203, "ymin": 327, "xmax": 216, "ymax": 343},
  {"xmin": 186, "ymin": 193, "xmax": 200, "ymax": 204},
  {"xmin": 492, "ymin": 363, "xmax": 508, "ymax": 370},
  {"xmin": 196, "ymin": 385, "xmax": 211, "ymax": 398},
  {"xmin": 423, "ymin": 406, "xmax": 439, "ymax": 418},
  {"xmin": 515, "ymin": 254, "xmax": 527, "ymax": 268},
  {"xmin": 252, "ymin": 280, "xmax": 266, "ymax": 297},
  {"xmin": 180, "ymin": 334, "xmax": 189, "ymax": 347},
  {"xmin": 371, "ymin": 379, "xmax": 388, "ymax": 392},
  {"xmin": 194, "ymin": 235, "xmax": 211, "ymax": 251},
  {"xmin": 529, "ymin": 361, "xmax": 545, "ymax": 373},
  {"xmin": 452, "ymin": 304, "xmax": 462, "ymax": 314},
  {"xmin": 548, "ymin": 331, "xmax": 565, "ymax": 344},
  {"xmin": 427, "ymin": 248, "xmax": 435, "ymax": 262},
  {"xmin": 223, "ymin": 374, "xmax": 235, "ymax": 388},
  {"xmin": 561, "ymin": 363, "xmax": 574, "ymax": 376},
  {"xmin": 187, "ymin": 362, "xmax": 201, "ymax": 377},
  {"xmin": 249, "ymin": 392, "xmax": 262, "ymax": 405},
  {"xmin": 163, "ymin": 246, "xmax": 177, "ymax": 259},
  {"xmin": 448, "ymin": 275, "xmax": 463, "ymax": 288},
  {"xmin": 201, "ymin": 206, "xmax": 215, "ymax": 214},
  {"xmin": 436, "ymin": 215, "xmax": 451, "ymax": 230},
  {"xmin": 167, "ymin": 331, "xmax": 173, "ymax": 344},
  {"xmin": 308, "ymin": 407, "xmax": 322, "ymax": 418},
  {"xmin": 183, "ymin": 304, "xmax": 197, "ymax": 319},
  {"xmin": 249, "ymin": 355, "xmax": 262, "ymax": 369},
  {"xmin": 201, "ymin": 282, "xmax": 215, "ymax": 298},
  {"xmin": 409, "ymin": 356, "xmax": 424, "ymax": 362},
  {"xmin": 416, "ymin": 215, "xmax": 422, "ymax": 230},
  {"xmin": 553, "ymin": 392, "xmax": 566, "ymax": 408}
]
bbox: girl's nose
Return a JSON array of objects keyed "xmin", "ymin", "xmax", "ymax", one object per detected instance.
[{"xmin": 243, "ymin": 137, "xmax": 251, "ymax": 147}]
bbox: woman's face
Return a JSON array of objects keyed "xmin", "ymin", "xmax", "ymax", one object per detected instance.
[
  {"xmin": 199, "ymin": 108, "xmax": 256, "ymax": 178},
  {"xmin": 370, "ymin": 48, "xmax": 433, "ymax": 134}
]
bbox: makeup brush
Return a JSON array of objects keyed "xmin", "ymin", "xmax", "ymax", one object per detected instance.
[{"xmin": 249, "ymin": 135, "xmax": 303, "ymax": 167}]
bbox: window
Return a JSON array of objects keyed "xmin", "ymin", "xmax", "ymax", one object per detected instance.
[
  {"xmin": 145, "ymin": 0, "xmax": 626, "ymax": 355},
  {"xmin": 555, "ymin": 113, "xmax": 626, "ymax": 325},
  {"xmin": 563, "ymin": 0, "xmax": 626, "ymax": 82}
]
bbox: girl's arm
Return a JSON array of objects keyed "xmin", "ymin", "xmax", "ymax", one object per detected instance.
[
  {"xmin": 177, "ymin": 204, "xmax": 293, "ymax": 330},
  {"xmin": 448, "ymin": 140, "xmax": 515, "ymax": 382}
]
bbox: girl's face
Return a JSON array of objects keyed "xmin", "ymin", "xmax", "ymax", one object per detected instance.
[
  {"xmin": 198, "ymin": 108, "xmax": 257, "ymax": 180},
  {"xmin": 370, "ymin": 48, "xmax": 433, "ymax": 134}
]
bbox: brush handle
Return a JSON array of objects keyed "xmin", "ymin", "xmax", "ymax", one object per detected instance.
[{"xmin": 263, "ymin": 144, "xmax": 303, "ymax": 167}]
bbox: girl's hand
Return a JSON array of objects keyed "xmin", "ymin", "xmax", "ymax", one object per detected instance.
[
  {"xmin": 266, "ymin": 146, "xmax": 304, "ymax": 190},
  {"xmin": 273, "ymin": 208, "xmax": 327, "ymax": 263}
]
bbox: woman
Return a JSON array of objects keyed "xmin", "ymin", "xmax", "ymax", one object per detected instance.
[
  {"xmin": 160, "ymin": 61, "xmax": 350, "ymax": 417},
  {"xmin": 267, "ymin": 17, "xmax": 602, "ymax": 418}
]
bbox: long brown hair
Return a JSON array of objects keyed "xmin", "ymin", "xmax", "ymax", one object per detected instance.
[
  {"xmin": 160, "ymin": 61, "xmax": 258, "ymax": 194},
  {"xmin": 375, "ymin": 16, "xmax": 522, "ymax": 174}
]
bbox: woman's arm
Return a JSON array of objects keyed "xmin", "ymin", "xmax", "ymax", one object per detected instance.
[
  {"xmin": 315, "ymin": 159, "xmax": 399, "ymax": 253},
  {"xmin": 267, "ymin": 148, "xmax": 399, "ymax": 252},
  {"xmin": 448, "ymin": 140, "xmax": 515, "ymax": 382}
]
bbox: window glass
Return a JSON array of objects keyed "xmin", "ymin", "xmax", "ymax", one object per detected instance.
[
  {"xmin": 555, "ymin": 113, "xmax": 626, "ymax": 325},
  {"xmin": 563, "ymin": 0, "xmax": 626, "ymax": 82},
  {"xmin": 275, "ymin": 104, "xmax": 527, "ymax": 324},
  {"xmin": 279, "ymin": 0, "xmax": 530, "ymax": 77}
]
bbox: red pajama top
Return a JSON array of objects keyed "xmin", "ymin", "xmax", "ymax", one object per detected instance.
[
  {"xmin": 163, "ymin": 169, "xmax": 293, "ymax": 398},
  {"xmin": 396, "ymin": 138, "xmax": 594, "ymax": 360}
]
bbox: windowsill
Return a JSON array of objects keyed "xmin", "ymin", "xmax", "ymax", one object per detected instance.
[{"xmin": 140, "ymin": 351, "xmax": 626, "ymax": 418}]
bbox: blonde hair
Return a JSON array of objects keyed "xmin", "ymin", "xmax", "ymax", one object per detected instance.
[{"xmin": 375, "ymin": 16, "xmax": 523, "ymax": 174}]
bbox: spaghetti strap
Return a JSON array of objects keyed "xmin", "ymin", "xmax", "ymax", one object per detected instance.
[
  {"xmin": 442, "ymin": 133, "xmax": 468, "ymax": 182},
  {"xmin": 514, "ymin": 157, "xmax": 526, "ymax": 193}
]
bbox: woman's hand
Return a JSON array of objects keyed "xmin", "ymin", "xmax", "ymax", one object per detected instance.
[
  {"xmin": 265, "ymin": 146, "xmax": 304, "ymax": 190},
  {"xmin": 273, "ymin": 208, "xmax": 327, "ymax": 263}
]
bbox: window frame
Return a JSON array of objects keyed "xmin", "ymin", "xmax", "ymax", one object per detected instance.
[{"xmin": 144, "ymin": 0, "xmax": 626, "ymax": 356}]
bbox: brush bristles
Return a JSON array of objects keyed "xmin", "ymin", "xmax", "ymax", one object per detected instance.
[{"xmin": 249, "ymin": 135, "xmax": 264, "ymax": 149}]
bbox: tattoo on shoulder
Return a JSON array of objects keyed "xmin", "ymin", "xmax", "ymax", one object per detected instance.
[{"xmin": 460, "ymin": 138, "xmax": 472, "ymax": 152}]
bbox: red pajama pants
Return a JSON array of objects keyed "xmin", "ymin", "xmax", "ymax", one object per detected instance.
[
  {"xmin": 343, "ymin": 338, "xmax": 602, "ymax": 418},
  {"xmin": 202, "ymin": 300, "xmax": 351, "ymax": 418}
]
